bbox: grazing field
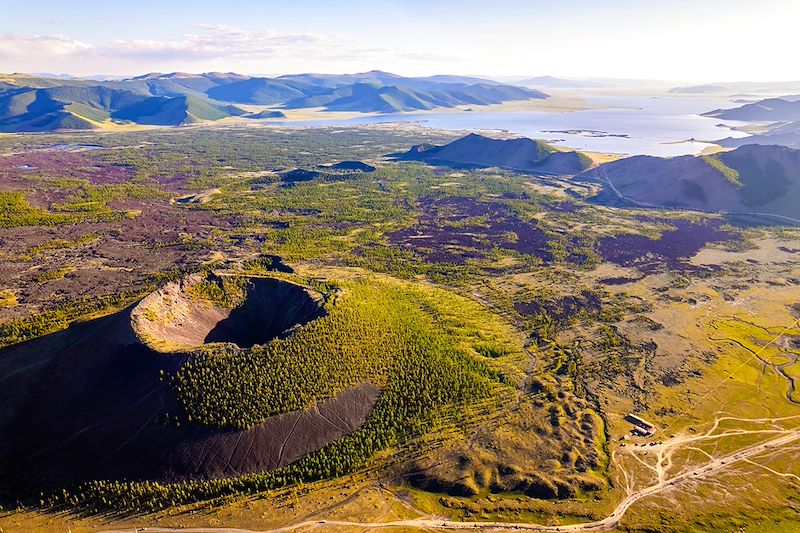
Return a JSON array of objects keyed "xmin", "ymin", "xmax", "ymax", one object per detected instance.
[{"xmin": 1, "ymin": 125, "xmax": 799, "ymax": 532}]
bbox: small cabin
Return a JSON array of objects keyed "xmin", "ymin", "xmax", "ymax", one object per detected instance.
[{"xmin": 624, "ymin": 413, "xmax": 656, "ymax": 437}]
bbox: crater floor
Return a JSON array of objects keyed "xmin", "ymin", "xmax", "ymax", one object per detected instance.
[{"xmin": 132, "ymin": 274, "xmax": 325, "ymax": 351}]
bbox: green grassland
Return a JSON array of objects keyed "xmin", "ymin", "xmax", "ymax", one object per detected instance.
[
  {"xmin": 175, "ymin": 273, "xmax": 518, "ymax": 429},
  {"xmin": 0, "ymin": 190, "xmax": 132, "ymax": 228},
  {"xmin": 0, "ymin": 126, "xmax": 799, "ymax": 532},
  {"xmin": 46, "ymin": 271, "xmax": 526, "ymax": 513}
]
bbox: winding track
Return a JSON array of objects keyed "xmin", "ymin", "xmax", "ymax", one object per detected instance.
[
  {"xmin": 594, "ymin": 168, "xmax": 800, "ymax": 225},
  {"xmin": 96, "ymin": 247, "xmax": 800, "ymax": 533},
  {"xmin": 97, "ymin": 427, "xmax": 800, "ymax": 533},
  {"xmin": 97, "ymin": 312, "xmax": 800, "ymax": 533}
]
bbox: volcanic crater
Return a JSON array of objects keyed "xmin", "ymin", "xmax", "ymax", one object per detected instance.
[
  {"xmin": 0, "ymin": 273, "xmax": 379, "ymax": 490},
  {"xmin": 132, "ymin": 273, "xmax": 326, "ymax": 351}
]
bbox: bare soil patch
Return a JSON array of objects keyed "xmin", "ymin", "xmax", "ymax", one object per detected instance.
[{"xmin": 132, "ymin": 274, "xmax": 325, "ymax": 351}]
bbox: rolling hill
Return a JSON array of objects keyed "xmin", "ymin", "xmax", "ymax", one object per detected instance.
[
  {"xmin": 290, "ymin": 82, "xmax": 543, "ymax": 113},
  {"xmin": 111, "ymin": 94, "xmax": 246, "ymax": 125},
  {"xmin": 0, "ymin": 85, "xmax": 144, "ymax": 132},
  {"xmin": 106, "ymin": 71, "xmax": 544, "ymax": 111},
  {"xmin": 703, "ymin": 97, "xmax": 800, "ymax": 121},
  {"xmin": 285, "ymin": 83, "xmax": 444, "ymax": 112},
  {"xmin": 206, "ymin": 77, "xmax": 323, "ymax": 105},
  {"xmin": 717, "ymin": 120, "xmax": 800, "ymax": 149},
  {"xmin": 668, "ymin": 84, "xmax": 729, "ymax": 94},
  {"xmin": 0, "ymin": 71, "xmax": 547, "ymax": 131},
  {"xmin": 276, "ymin": 80, "xmax": 543, "ymax": 113},
  {"xmin": 277, "ymin": 71, "xmax": 503, "ymax": 89},
  {"xmin": 670, "ymin": 81, "xmax": 800, "ymax": 95},
  {"xmin": 586, "ymin": 144, "xmax": 800, "ymax": 220},
  {"xmin": 245, "ymin": 109, "xmax": 287, "ymax": 119},
  {"xmin": 276, "ymin": 70, "xmax": 406, "ymax": 89},
  {"xmin": 393, "ymin": 133, "xmax": 593, "ymax": 174}
]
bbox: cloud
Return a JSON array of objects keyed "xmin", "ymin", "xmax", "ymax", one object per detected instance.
[
  {"xmin": 0, "ymin": 32, "xmax": 93, "ymax": 65},
  {"xmin": 0, "ymin": 25, "xmax": 462, "ymax": 76},
  {"xmin": 100, "ymin": 24, "xmax": 366, "ymax": 61}
]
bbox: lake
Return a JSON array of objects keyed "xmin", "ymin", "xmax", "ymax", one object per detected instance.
[{"xmin": 276, "ymin": 94, "xmax": 752, "ymax": 157}]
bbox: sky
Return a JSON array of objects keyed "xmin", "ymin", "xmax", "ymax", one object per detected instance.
[{"xmin": 0, "ymin": 0, "xmax": 798, "ymax": 82}]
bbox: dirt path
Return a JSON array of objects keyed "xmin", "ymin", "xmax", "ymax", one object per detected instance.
[
  {"xmin": 96, "ymin": 424, "xmax": 800, "ymax": 533},
  {"xmin": 595, "ymin": 169, "xmax": 800, "ymax": 225},
  {"xmin": 94, "ymin": 307, "xmax": 800, "ymax": 533}
]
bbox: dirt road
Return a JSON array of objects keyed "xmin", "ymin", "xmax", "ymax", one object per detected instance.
[{"xmin": 97, "ymin": 427, "xmax": 800, "ymax": 533}]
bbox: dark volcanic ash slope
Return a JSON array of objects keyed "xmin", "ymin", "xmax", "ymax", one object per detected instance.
[
  {"xmin": 586, "ymin": 144, "xmax": 800, "ymax": 220},
  {"xmin": 0, "ymin": 275, "xmax": 378, "ymax": 491},
  {"xmin": 393, "ymin": 133, "xmax": 593, "ymax": 175}
]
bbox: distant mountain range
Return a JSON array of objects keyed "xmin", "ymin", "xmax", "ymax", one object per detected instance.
[
  {"xmin": 517, "ymin": 76, "xmax": 607, "ymax": 88},
  {"xmin": 393, "ymin": 133, "xmax": 593, "ymax": 175},
  {"xmin": 717, "ymin": 120, "xmax": 800, "ymax": 150},
  {"xmin": 701, "ymin": 96, "xmax": 800, "ymax": 150},
  {"xmin": 586, "ymin": 144, "xmax": 800, "ymax": 220},
  {"xmin": 668, "ymin": 84, "xmax": 730, "ymax": 94},
  {"xmin": 703, "ymin": 97, "xmax": 800, "ymax": 121},
  {"xmin": 0, "ymin": 71, "xmax": 546, "ymax": 132},
  {"xmin": 669, "ymin": 81, "xmax": 800, "ymax": 95},
  {"xmin": 283, "ymin": 82, "xmax": 541, "ymax": 113}
]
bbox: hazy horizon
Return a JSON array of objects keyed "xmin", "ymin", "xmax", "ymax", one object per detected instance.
[
  {"xmin": 8, "ymin": 70, "xmax": 800, "ymax": 87},
  {"xmin": 2, "ymin": 0, "xmax": 799, "ymax": 82}
]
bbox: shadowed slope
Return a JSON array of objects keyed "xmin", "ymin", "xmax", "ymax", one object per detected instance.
[
  {"xmin": 393, "ymin": 133, "xmax": 593, "ymax": 175},
  {"xmin": 0, "ymin": 276, "xmax": 374, "ymax": 493},
  {"xmin": 132, "ymin": 275, "xmax": 325, "ymax": 351},
  {"xmin": 586, "ymin": 144, "xmax": 800, "ymax": 219}
]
